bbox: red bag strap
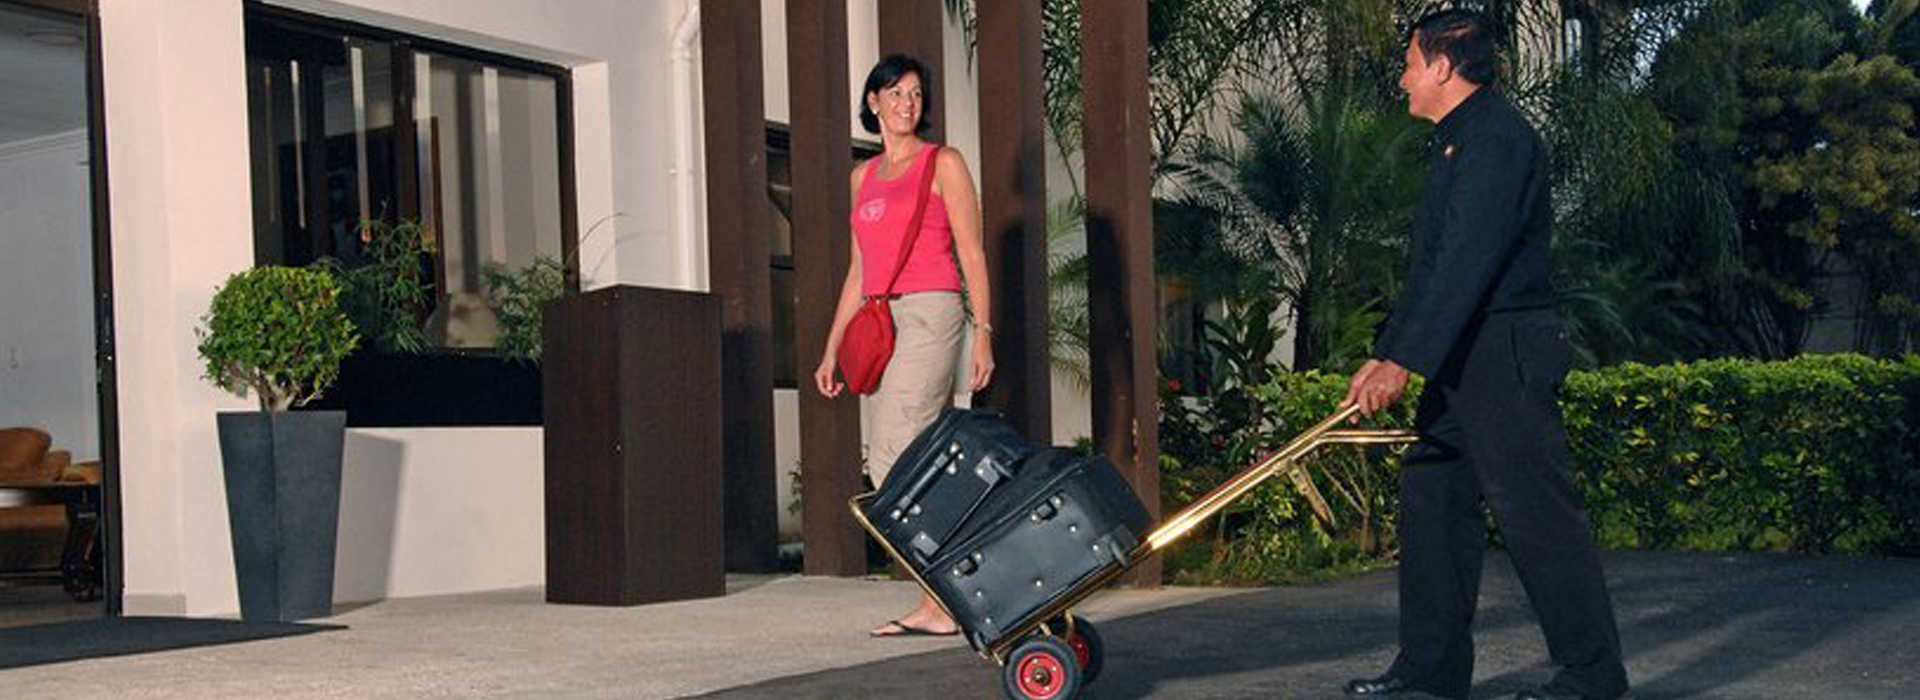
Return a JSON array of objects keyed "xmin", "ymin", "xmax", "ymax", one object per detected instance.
[{"xmin": 876, "ymin": 145, "xmax": 943, "ymax": 298}]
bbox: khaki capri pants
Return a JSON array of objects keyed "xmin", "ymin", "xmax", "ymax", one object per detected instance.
[{"xmin": 864, "ymin": 291, "xmax": 965, "ymax": 487}]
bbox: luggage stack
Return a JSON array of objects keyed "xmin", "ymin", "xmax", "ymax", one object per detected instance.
[{"xmin": 861, "ymin": 409, "xmax": 1153, "ymax": 652}]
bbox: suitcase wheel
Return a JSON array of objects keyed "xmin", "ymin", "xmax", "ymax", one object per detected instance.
[
  {"xmin": 1002, "ymin": 635, "xmax": 1082, "ymax": 700},
  {"xmin": 1062, "ymin": 618, "xmax": 1104, "ymax": 684}
]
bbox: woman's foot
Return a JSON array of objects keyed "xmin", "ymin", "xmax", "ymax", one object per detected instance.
[
  {"xmin": 868, "ymin": 618, "xmax": 959, "ymax": 637},
  {"xmin": 870, "ymin": 601, "xmax": 959, "ymax": 637}
]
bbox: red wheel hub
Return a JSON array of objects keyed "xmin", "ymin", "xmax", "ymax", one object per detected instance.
[
  {"xmin": 1067, "ymin": 632, "xmax": 1091, "ymax": 668},
  {"xmin": 1016, "ymin": 650, "xmax": 1068, "ymax": 699}
]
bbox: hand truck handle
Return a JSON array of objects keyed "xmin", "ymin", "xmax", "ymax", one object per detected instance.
[{"xmin": 1140, "ymin": 404, "xmax": 1417, "ymax": 552}]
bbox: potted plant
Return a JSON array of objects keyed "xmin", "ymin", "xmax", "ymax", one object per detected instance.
[
  {"xmin": 197, "ymin": 266, "xmax": 360, "ymax": 621},
  {"xmin": 483, "ymin": 255, "xmax": 566, "ymax": 363}
]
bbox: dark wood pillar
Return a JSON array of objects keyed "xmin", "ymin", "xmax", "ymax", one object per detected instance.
[
  {"xmin": 789, "ymin": 0, "xmax": 866, "ymax": 577},
  {"xmin": 974, "ymin": 0, "xmax": 1051, "ymax": 441},
  {"xmin": 877, "ymin": 0, "xmax": 945, "ymax": 143},
  {"xmin": 701, "ymin": 0, "xmax": 780, "ymax": 573},
  {"xmin": 1081, "ymin": 0, "xmax": 1161, "ymax": 587}
]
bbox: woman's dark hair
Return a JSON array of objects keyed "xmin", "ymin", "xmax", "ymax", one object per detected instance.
[
  {"xmin": 1409, "ymin": 8, "xmax": 1499, "ymax": 86},
  {"xmin": 859, "ymin": 54, "xmax": 932, "ymax": 135}
]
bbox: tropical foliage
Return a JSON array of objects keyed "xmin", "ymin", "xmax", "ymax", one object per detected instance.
[
  {"xmin": 961, "ymin": 0, "xmax": 1920, "ymax": 380},
  {"xmin": 932, "ymin": 0, "xmax": 1920, "ymax": 578},
  {"xmin": 483, "ymin": 256, "xmax": 567, "ymax": 363},
  {"xmin": 319, "ymin": 219, "xmax": 437, "ymax": 355}
]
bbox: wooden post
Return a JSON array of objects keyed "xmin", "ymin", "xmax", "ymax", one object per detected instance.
[
  {"xmin": 1081, "ymin": 0, "xmax": 1162, "ymax": 587},
  {"xmin": 701, "ymin": 0, "xmax": 780, "ymax": 572},
  {"xmin": 974, "ymin": 0, "xmax": 1052, "ymax": 441},
  {"xmin": 788, "ymin": 0, "xmax": 867, "ymax": 577},
  {"xmin": 877, "ymin": 0, "xmax": 946, "ymax": 144}
]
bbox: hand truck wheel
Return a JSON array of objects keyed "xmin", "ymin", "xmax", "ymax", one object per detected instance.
[
  {"xmin": 1062, "ymin": 618, "xmax": 1104, "ymax": 684},
  {"xmin": 1001, "ymin": 634, "xmax": 1082, "ymax": 700}
]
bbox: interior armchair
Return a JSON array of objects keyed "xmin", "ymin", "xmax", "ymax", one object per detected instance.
[{"xmin": 0, "ymin": 427, "xmax": 103, "ymax": 602}]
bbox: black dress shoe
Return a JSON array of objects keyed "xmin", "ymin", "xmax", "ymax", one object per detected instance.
[
  {"xmin": 1345, "ymin": 674, "xmax": 1415, "ymax": 697},
  {"xmin": 1513, "ymin": 685, "xmax": 1622, "ymax": 700}
]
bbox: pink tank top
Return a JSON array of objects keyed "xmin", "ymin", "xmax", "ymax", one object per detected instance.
[{"xmin": 851, "ymin": 145, "xmax": 961, "ymax": 297}]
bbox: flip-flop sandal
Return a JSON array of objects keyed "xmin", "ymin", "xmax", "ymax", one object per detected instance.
[{"xmin": 869, "ymin": 619, "xmax": 960, "ymax": 638}]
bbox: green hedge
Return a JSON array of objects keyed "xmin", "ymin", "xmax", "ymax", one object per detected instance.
[
  {"xmin": 1158, "ymin": 354, "xmax": 1920, "ymax": 585},
  {"xmin": 1564, "ymin": 354, "xmax": 1920, "ymax": 554}
]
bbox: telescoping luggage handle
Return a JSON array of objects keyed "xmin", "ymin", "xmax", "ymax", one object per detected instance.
[{"xmin": 1142, "ymin": 403, "xmax": 1416, "ymax": 552}]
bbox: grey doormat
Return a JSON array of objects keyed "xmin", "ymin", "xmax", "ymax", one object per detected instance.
[{"xmin": 0, "ymin": 616, "xmax": 341, "ymax": 669}]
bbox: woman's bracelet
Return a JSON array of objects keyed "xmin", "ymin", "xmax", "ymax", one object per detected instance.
[{"xmin": 975, "ymin": 322, "xmax": 994, "ymax": 336}]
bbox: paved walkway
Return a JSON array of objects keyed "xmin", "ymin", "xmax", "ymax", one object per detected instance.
[
  {"xmin": 702, "ymin": 552, "xmax": 1920, "ymax": 699},
  {"xmin": 5, "ymin": 551, "xmax": 1916, "ymax": 699}
]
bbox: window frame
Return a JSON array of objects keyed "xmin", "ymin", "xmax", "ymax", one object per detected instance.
[
  {"xmin": 243, "ymin": 1, "xmax": 579, "ymax": 427},
  {"xmin": 244, "ymin": 0, "xmax": 579, "ymax": 296}
]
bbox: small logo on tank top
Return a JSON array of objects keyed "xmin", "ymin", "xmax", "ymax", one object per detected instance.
[{"xmin": 858, "ymin": 198, "xmax": 887, "ymax": 223}]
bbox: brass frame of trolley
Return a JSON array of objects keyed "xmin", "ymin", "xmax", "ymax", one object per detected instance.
[{"xmin": 847, "ymin": 403, "xmax": 1417, "ymax": 665}]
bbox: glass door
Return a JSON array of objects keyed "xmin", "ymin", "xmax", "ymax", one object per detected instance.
[{"xmin": 0, "ymin": 0, "xmax": 108, "ymax": 626}]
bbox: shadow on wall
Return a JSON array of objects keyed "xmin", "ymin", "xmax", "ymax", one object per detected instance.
[{"xmin": 334, "ymin": 432, "xmax": 404, "ymax": 603}]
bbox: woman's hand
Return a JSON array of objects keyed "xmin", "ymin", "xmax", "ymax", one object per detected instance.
[
  {"xmin": 969, "ymin": 332, "xmax": 995, "ymax": 392},
  {"xmin": 815, "ymin": 357, "xmax": 844, "ymax": 398}
]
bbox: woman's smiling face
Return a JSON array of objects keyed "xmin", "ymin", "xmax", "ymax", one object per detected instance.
[{"xmin": 868, "ymin": 71, "xmax": 923, "ymax": 137}]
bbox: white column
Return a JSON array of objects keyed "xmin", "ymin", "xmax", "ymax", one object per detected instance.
[{"xmin": 101, "ymin": 0, "xmax": 257, "ymax": 616}]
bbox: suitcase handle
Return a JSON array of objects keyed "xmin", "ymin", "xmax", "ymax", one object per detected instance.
[{"xmin": 886, "ymin": 447, "xmax": 956, "ymax": 520}]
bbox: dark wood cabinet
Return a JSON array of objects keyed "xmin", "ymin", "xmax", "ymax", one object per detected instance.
[{"xmin": 541, "ymin": 286, "xmax": 724, "ymax": 605}]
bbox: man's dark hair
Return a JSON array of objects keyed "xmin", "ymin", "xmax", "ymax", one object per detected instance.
[
  {"xmin": 1409, "ymin": 8, "xmax": 1499, "ymax": 86},
  {"xmin": 859, "ymin": 54, "xmax": 933, "ymax": 135}
]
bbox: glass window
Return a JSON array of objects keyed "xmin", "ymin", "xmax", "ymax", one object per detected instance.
[
  {"xmin": 244, "ymin": 8, "xmax": 571, "ymax": 352},
  {"xmin": 241, "ymin": 6, "xmax": 571, "ymax": 427},
  {"xmin": 412, "ymin": 52, "xmax": 564, "ymax": 348},
  {"xmin": 245, "ymin": 24, "xmax": 399, "ymax": 269}
]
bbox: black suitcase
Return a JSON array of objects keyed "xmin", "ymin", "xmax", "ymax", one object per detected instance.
[
  {"xmin": 922, "ymin": 449, "xmax": 1153, "ymax": 649},
  {"xmin": 866, "ymin": 408, "xmax": 1040, "ymax": 567}
]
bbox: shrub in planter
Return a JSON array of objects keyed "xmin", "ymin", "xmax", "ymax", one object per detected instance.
[
  {"xmin": 196, "ymin": 265, "xmax": 360, "ymax": 621},
  {"xmin": 316, "ymin": 219, "xmax": 435, "ymax": 354},
  {"xmin": 198, "ymin": 266, "xmax": 360, "ymax": 410},
  {"xmin": 483, "ymin": 256, "xmax": 566, "ymax": 363}
]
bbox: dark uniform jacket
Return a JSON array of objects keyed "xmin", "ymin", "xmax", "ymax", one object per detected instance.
[{"xmin": 1373, "ymin": 86, "xmax": 1554, "ymax": 381}]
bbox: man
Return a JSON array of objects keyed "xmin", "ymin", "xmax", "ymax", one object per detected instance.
[{"xmin": 1340, "ymin": 9, "xmax": 1630, "ymax": 700}]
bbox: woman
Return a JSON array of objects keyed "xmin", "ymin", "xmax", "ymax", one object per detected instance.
[{"xmin": 813, "ymin": 54, "xmax": 995, "ymax": 638}]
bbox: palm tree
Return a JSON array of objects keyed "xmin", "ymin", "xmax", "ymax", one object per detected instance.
[{"xmin": 1166, "ymin": 84, "xmax": 1428, "ymax": 372}]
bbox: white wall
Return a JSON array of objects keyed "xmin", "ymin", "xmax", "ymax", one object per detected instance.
[
  {"xmin": 0, "ymin": 131, "xmax": 99, "ymax": 462},
  {"xmin": 335, "ymin": 428, "xmax": 544, "ymax": 602},
  {"xmin": 102, "ymin": 0, "xmax": 260, "ymax": 615},
  {"xmin": 100, "ymin": 0, "xmax": 685, "ymax": 616}
]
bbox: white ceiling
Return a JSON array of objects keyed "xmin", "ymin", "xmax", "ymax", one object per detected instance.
[{"xmin": 0, "ymin": 5, "xmax": 87, "ymax": 146}]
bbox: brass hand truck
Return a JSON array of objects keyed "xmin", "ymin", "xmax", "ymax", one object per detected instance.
[{"xmin": 849, "ymin": 404, "xmax": 1417, "ymax": 699}]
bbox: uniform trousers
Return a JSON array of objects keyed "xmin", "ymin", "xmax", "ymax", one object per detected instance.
[{"xmin": 1388, "ymin": 309, "xmax": 1629, "ymax": 700}]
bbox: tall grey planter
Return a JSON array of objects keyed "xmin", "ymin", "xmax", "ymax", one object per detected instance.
[{"xmin": 216, "ymin": 410, "xmax": 346, "ymax": 622}]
